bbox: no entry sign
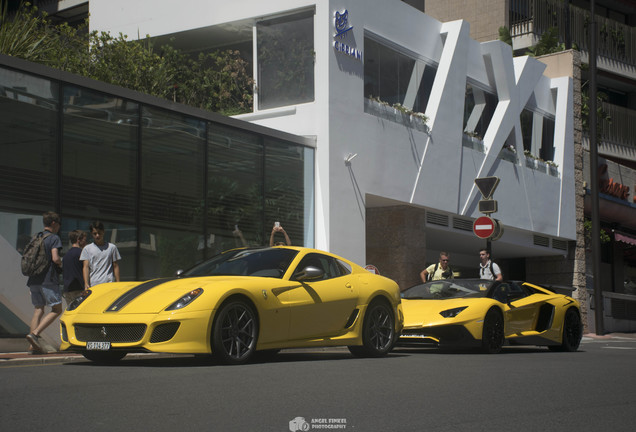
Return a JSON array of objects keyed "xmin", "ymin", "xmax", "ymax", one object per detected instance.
[{"xmin": 473, "ymin": 216, "xmax": 495, "ymax": 239}]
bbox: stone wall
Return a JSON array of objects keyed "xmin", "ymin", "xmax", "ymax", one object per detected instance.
[
  {"xmin": 366, "ymin": 206, "xmax": 427, "ymax": 291},
  {"xmin": 424, "ymin": 0, "xmax": 507, "ymax": 42},
  {"xmin": 527, "ymin": 50, "xmax": 589, "ymax": 331}
]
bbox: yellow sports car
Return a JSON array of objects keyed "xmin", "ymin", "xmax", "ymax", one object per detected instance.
[
  {"xmin": 399, "ymin": 279, "xmax": 582, "ymax": 353},
  {"xmin": 60, "ymin": 246, "xmax": 403, "ymax": 364}
]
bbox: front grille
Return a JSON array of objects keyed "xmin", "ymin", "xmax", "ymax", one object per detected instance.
[
  {"xmin": 150, "ymin": 322, "xmax": 180, "ymax": 343},
  {"xmin": 74, "ymin": 324, "xmax": 147, "ymax": 343}
]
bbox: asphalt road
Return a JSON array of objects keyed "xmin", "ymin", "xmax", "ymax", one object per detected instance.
[{"xmin": 2, "ymin": 337, "xmax": 636, "ymax": 432}]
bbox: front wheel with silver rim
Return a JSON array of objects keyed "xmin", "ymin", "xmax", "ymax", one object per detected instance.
[
  {"xmin": 212, "ymin": 299, "xmax": 259, "ymax": 365},
  {"xmin": 348, "ymin": 300, "xmax": 396, "ymax": 358}
]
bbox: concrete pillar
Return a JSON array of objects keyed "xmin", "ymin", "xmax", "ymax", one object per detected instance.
[{"xmin": 366, "ymin": 206, "xmax": 427, "ymax": 291}]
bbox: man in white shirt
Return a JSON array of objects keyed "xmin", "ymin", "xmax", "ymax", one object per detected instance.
[
  {"xmin": 479, "ymin": 248, "xmax": 502, "ymax": 281},
  {"xmin": 81, "ymin": 221, "xmax": 121, "ymax": 288}
]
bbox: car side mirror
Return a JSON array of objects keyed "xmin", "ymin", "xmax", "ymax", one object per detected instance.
[{"xmin": 294, "ymin": 266, "xmax": 324, "ymax": 281}]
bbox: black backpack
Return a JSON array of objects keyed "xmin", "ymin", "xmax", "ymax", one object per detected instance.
[
  {"xmin": 21, "ymin": 231, "xmax": 52, "ymax": 277},
  {"xmin": 427, "ymin": 262, "xmax": 453, "ymax": 281}
]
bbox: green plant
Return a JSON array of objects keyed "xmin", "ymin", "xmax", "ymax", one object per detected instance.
[
  {"xmin": 0, "ymin": 1, "xmax": 253, "ymax": 115},
  {"xmin": 498, "ymin": 26, "xmax": 512, "ymax": 47},
  {"xmin": 526, "ymin": 27, "xmax": 565, "ymax": 57},
  {"xmin": 583, "ymin": 219, "xmax": 611, "ymax": 244}
]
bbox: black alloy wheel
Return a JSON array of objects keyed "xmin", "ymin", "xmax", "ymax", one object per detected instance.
[
  {"xmin": 348, "ymin": 300, "xmax": 395, "ymax": 357},
  {"xmin": 550, "ymin": 308, "xmax": 582, "ymax": 352},
  {"xmin": 212, "ymin": 299, "xmax": 259, "ymax": 365},
  {"xmin": 481, "ymin": 308, "xmax": 504, "ymax": 354}
]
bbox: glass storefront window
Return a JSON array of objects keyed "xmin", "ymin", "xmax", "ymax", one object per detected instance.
[
  {"xmin": 0, "ymin": 67, "xmax": 58, "ymax": 212},
  {"xmin": 463, "ymin": 83, "xmax": 498, "ymax": 141},
  {"xmin": 141, "ymin": 107, "xmax": 206, "ymax": 230},
  {"xmin": 257, "ymin": 10, "xmax": 315, "ymax": 110},
  {"xmin": 62, "ymin": 85, "xmax": 139, "ymax": 221},
  {"xmin": 208, "ymin": 124, "xmax": 264, "ymax": 253},
  {"xmin": 520, "ymin": 107, "xmax": 556, "ymax": 163},
  {"xmin": 139, "ymin": 226, "xmax": 201, "ymax": 279},
  {"xmin": 364, "ymin": 37, "xmax": 436, "ymax": 113},
  {"xmin": 265, "ymin": 139, "xmax": 311, "ymax": 247}
]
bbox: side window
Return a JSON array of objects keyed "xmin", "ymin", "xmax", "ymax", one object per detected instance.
[
  {"xmin": 335, "ymin": 259, "xmax": 352, "ymax": 276},
  {"xmin": 293, "ymin": 253, "xmax": 347, "ymax": 281}
]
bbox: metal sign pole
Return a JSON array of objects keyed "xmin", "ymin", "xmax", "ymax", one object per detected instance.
[{"xmin": 589, "ymin": 0, "xmax": 604, "ymax": 335}]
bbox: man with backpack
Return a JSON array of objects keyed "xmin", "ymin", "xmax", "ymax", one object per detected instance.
[
  {"xmin": 24, "ymin": 211, "xmax": 63, "ymax": 353},
  {"xmin": 420, "ymin": 252, "xmax": 454, "ymax": 282},
  {"xmin": 479, "ymin": 248, "xmax": 503, "ymax": 281}
]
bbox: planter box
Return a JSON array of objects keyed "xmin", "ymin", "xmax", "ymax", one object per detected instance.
[
  {"xmin": 499, "ymin": 149, "xmax": 518, "ymax": 163},
  {"xmin": 364, "ymin": 98, "xmax": 428, "ymax": 133}
]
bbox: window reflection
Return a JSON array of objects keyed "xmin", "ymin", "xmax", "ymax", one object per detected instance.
[
  {"xmin": 139, "ymin": 226, "xmax": 201, "ymax": 279},
  {"xmin": 141, "ymin": 106, "xmax": 205, "ymax": 229},
  {"xmin": 364, "ymin": 36, "xmax": 435, "ymax": 113},
  {"xmin": 0, "ymin": 69, "xmax": 58, "ymax": 211},
  {"xmin": 257, "ymin": 10, "xmax": 315, "ymax": 110},
  {"xmin": 463, "ymin": 83, "xmax": 498, "ymax": 141},
  {"xmin": 265, "ymin": 139, "xmax": 308, "ymax": 247},
  {"xmin": 208, "ymin": 124, "xmax": 264, "ymax": 253},
  {"xmin": 62, "ymin": 85, "xmax": 138, "ymax": 221}
]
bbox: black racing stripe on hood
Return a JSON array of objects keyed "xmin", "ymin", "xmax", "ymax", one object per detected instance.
[{"xmin": 106, "ymin": 278, "xmax": 177, "ymax": 312}]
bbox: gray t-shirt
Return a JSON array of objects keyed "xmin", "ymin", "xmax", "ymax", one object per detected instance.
[{"xmin": 80, "ymin": 242, "xmax": 121, "ymax": 286}]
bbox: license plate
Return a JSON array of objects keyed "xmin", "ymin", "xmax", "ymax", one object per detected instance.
[{"xmin": 86, "ymin": 341, "xmax": 111, "ymax": 350}]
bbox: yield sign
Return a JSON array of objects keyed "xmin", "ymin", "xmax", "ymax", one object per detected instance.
[
  {"xmin": 474, "ymin": 176, "xmax": 500, "ymax": 199},
  {"xmin": 473, "ymin": 216, "xmax": 495, "ymax": 239}
]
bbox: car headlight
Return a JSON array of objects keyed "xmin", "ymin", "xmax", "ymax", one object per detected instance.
[
  {"xmin": 439, "ymin": 306, "xmax": 467, "ymax": 318},
  {"xmin": 67, "ymin": 290, "xmax": 92, "ymax": 311},
  {"xmin": 166, "ymin": 288, "xmax": 204, "ymax": 310}
]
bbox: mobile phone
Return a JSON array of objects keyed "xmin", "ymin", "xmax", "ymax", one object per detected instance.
[{"xmin": 274, "ymin": 222, "xmax": 280, "ymax": 228}]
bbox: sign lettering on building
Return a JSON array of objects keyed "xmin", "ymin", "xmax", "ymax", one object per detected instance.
[
  {"xmin": 333, "ymin": 9, "xmax": 362, "ymax": 61},
  {"xmin": 598, "ymin": 164, "xmax": 632, "ymax": 201}
]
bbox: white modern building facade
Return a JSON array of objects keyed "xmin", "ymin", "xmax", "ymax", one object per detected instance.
[
  {"xmin": 1, "ymin": 0, "xmax": 590, "ymax": 351},
  {"xmin": 90, "ymin": 0, "xmax": 577, "ymax": 284}
]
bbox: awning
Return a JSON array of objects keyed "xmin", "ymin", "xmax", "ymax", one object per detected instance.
[{"xmin": 615, "ymin": 231, "xmax": 636, "ymax": 246}]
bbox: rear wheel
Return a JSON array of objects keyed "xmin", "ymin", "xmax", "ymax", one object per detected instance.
[
  {"xmin": 550, "ymin": 308, "xmax": 582, "ymax": 352},
  {"xmin": 348, "ymin": 300, "xmax": 396, "ymax": 358},
  {"xmin": 212, "ymin": 299, "xmax": 259, "ymax": 365},
  {"xmin": 481, "ymin": 309, "xmax": 504, "ymax": 354},
  {"xmin": 82, "ymin": 351, "xmax": 127, "ymax": 364}
]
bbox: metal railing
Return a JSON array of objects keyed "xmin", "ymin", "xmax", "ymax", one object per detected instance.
[
  {"xmin": 510, "ymin": 0, "xmax": 636, "ymax": 66},
  {"xmin": 600, "ymin": 102, "xmax": 636, "ymax": 149}
]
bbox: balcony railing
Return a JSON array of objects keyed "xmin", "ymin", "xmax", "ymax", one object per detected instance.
[
  {"xmin": 510, "ymin": 0, "xmax": 636, "ymax": 66},
  {"xmin": 600, "ymin": 102, "xmax": 636, "ymax": 150}
]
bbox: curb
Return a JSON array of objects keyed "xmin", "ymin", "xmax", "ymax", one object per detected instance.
[{"xmin": 0, "ymin": 352, "xmax": 186, "ymax": 367}]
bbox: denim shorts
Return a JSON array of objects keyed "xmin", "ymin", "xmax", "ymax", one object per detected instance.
[{"xmin": 29, "ymin": 285, "xmax": 62, "ymax": 307}]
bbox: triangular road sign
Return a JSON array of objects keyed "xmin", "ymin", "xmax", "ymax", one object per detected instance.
[{"xmin": 474, "ymin": 176, "xmax": 500, "ymax": 199}]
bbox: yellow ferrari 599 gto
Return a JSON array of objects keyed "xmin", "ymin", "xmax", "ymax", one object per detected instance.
[
  {"xmin": 60, "ymin": 247, "xmax": 403, "ymax": 364},
  {"xmin": 399, "ymin": 279, "xmax": 582, "ymax": 353}
]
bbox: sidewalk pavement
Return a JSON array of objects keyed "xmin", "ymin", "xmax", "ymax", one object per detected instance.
[{"xmin": 1, "ymin": 333, "xmax": 634, "ymax": 367}]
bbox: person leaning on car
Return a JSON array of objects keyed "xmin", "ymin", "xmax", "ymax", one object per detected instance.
[
  {"xmin": 420, "ymin": 252, "xmax": 453, "ymax": 282},
  {"xmin": 479, "ymin": 248, "xmax": 503, "ymax": 281}
]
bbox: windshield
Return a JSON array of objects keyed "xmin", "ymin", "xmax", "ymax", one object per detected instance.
[
  {"xmin": 401, "ymin": 279, "xmax": 494, "ymax": 299},
  {"xmin": 182, "ymin": 247, "xmax": 299, "ymax": 278}
]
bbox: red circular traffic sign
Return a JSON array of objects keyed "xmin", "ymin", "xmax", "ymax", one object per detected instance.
[{"xmin": 473, "ymin": 216, "xmax": 495, "ymax": 239}]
